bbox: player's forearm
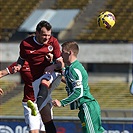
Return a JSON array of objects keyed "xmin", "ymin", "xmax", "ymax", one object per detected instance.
[
  {"xmin": 54, "ymin": 62, "xmax": 62, "ymax": 70},
  {"xmin": 48, "ymin": 61, "xmax": 63, "ymax": 71},
  {"xmin": 60, "ymin": 88, "xmax": 82, "ymax": 107}
]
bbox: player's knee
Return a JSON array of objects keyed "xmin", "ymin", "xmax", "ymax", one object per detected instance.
[{"xmin": 41, "ymin": 79, "xmax": 51, "ymax": 88}]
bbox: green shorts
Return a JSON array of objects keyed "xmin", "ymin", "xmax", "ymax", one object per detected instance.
[{"xmin": 78, "ymin": 100, "xmax": 105, "ymax": 133}]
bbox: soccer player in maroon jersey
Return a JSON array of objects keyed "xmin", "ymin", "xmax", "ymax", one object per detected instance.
[{"xmin": 13, "ymin": 20, "xmax": 64, "ymax": 133}]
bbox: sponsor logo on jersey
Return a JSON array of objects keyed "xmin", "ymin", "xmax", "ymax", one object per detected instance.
[
  {"xmin": 26, "ymin": 67, "xmax": 30, "ymax": 70},
  {"xmin": 30, "ymin": 50, "xmax": 36, "ymax": 53}
]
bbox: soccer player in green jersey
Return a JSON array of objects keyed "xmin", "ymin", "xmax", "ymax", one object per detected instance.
[{"xmin": 52, "ymin": 41, "xmax": 105, "ymax": 133}]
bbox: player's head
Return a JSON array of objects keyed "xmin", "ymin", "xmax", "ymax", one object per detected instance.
[
  {"xmin": 36, "ymin": 20, "xmax": 52, "ymax": 44},
  {"xmin": 61, "ymin": 41, "xmax": 79, "ymax": 64}
]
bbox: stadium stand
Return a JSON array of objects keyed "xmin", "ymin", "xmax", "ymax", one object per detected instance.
[
  {"xmin": 0, "ymin": 0, "xmax": 43, "ymax": 41},
  {"xmin": 51, "ymin": 0, "xmax": 90, "ymax": 9},
  {"xmin": 1, "ymin": 0, "xmax": 132, "ymax": 43},
  {"xmin": 75, "ymin": 0, "xmax": 133, "ymax": 43},
  {"xmin": 52, "ymin": 82, "xmax": 133, "ymax": 117},
  {"xmin": 0, "ymin": 80, "xmax": 17, "ymax": 95},
  {"xmin": 0, "ymin": 82, "xmax": 132, "ymax": 117}
]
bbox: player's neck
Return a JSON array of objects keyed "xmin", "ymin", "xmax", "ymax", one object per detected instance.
[{"xmin": 68, "ymin": 58, "xmax": 77, "ymax": 66}]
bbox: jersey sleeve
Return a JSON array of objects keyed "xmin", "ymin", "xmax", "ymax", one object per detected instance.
[
  {"xmin": 6, "ymin": 62, "xmax": 17, "ymax": 74},
  {"xmin": 60, "ymin": 68, "xmax": 83, "ymax": 107},
  {"xmin": 19, "ymin": 40, "xmax": 27, "ymax": 60}
]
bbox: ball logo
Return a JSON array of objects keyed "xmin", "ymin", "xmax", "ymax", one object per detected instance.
[{"xmin": 97, "ymin": 11, "xmax": 115, "ymax": 29}]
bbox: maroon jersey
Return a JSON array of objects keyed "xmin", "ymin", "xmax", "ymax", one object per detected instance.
[
  {"xmin": 19, "ymin": 36, "xmax": 61, "ymax": 81},
  {"xmin": 7, "ymin": 62, "xmax": 35, "ymax": 102}
]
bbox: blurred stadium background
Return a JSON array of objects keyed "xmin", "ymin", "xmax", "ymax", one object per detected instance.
[{"xmin": 0, "ymin": 0, "xmax": 133, "ymax": 132}]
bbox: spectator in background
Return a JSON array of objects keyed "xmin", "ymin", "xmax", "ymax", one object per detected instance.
[{"xmin": 52, "ymin": 41, "xmax": 105, "ymax": 133}]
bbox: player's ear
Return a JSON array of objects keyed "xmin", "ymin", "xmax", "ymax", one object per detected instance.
[
  {"xmin": 69, "ymin": 50, "xmax": 73, "ymax": 55},
  {"xmin": 69, "ymin": 51, "xmax": 71, "ymax": 55}
]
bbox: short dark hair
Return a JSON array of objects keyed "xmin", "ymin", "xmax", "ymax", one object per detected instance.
[
  {"xmin": 61, "ymin": 41, "xmax": 79, "ymax": 56},
  {"xmin": 36, "ymin": 20, "xmax": 52, "ymax": 32}
]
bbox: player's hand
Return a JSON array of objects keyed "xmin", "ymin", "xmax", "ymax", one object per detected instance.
[
  {"xmin": 12, "ymin": 64, "xmax": 22, "ymax": 73},
  {"xmin": 52, "ymin": 99, "xmax": 61, "ymax": 107},
  {"xmin": 46, "ymin": 53, "xmax": 53, "ymax": 63},
  {"xmin": 0, "ymin": 88, "xmax": 4, "ymax": 95}
]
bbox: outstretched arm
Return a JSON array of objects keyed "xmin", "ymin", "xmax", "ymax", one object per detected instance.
[{"xmin": 0, "ymin": 62, "xmax": 18, "ymax": 78}]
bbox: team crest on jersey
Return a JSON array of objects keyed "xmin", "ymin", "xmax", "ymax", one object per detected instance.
[{"xmin": 48, "ymin": 45, "xmax": 53, "ymax": 52}]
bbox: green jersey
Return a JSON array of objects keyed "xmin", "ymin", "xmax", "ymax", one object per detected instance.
[{"xmin": 60, "ymin": 60, "xmax": 94, "ymax": 107}]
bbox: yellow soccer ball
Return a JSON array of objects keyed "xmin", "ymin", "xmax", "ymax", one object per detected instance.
[{"xmin": 97, "ymin": 11, "xmax": 116, "ymax": 29}]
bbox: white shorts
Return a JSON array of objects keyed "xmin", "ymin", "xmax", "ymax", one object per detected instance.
[
  {"xmin": 22, "ymin": 102, "xmax": 45, "ymax": 131},
  {"xmin": 32, "ymin": 72, "xmax": 62, "ymax": 111}
]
